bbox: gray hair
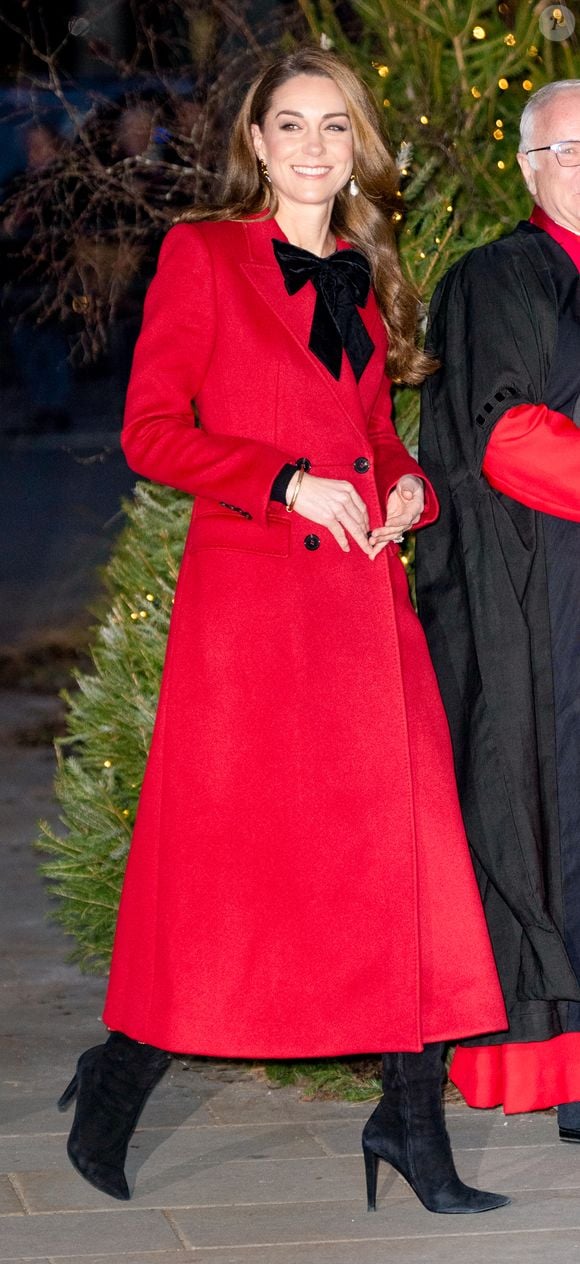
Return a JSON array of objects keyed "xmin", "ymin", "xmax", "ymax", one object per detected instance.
[{"xmin": 520, "ymin": 79, "xmax": 580, "ymax": 166}]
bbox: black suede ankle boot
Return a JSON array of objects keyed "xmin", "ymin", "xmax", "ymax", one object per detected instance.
[
  {"xmin": 362, "ymin": 1043, "xmax": 510, "ymax": 1214},
  {"xmin": 58, "ymin": 1031, "xmax": 171, "ymax": 1200}
]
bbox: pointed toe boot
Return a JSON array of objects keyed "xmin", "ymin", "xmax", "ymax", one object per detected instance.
[
  {"xmin": 362, "ymin": 1043, "xmax": 510, "ymax": 1215},
  {"xmin": 58, "ymin": 1032, "xmax": 171, "ymax": 1200}
]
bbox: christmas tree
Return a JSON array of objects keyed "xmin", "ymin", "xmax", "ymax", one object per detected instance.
[{"xmin": 41, "ymin": 2, "xmax": 578, "ymax": 1017}]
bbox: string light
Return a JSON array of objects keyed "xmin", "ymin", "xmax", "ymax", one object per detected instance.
[
  {"xmin": 420, "ymin": 115, "xmax": 429, "ymax": 124},
  {"xmin": 376, "ymin": 65, "xmax": 389, "ymax": 78},
  {"xmin": 122, "ymin": 809, "xmax": 130, "ymax": 817},
  {"xmin": 504, "ymin": 33, "xmax": 516, "ymax": 46},
  {"xmin": 103, "ymin": 759, "xmax": 112, "ymax": 768},
  {"xmin": 498, "ymin": 78, "xmax": 509, "ymax": 90},
  {"xmin": 496, "ymin": 119, "xmax": 503, "ymax": 127},
  {"xmin": 522, "ymin": 80, "xmax": 533, "ymax": 91},
  {"xmin": 446, "ymin": 204, "xmax": 453, "ymax": 212},
  {"xmin": 392, "ymin": 210, "xmax": 403, "ymax": 221},
  {"xmin": 471, "ymin": 86, "xmax": 481, "ymax": 99},
  {"xmin": 130, "ymin": 612, "xmax": 139, "ymax": 621},
  {"xmin": 146, "ymin": 593, "xmax": 155, "ymax": 602},
  {"xmin": 493, "ymin": 128, "xmax": 504, "ymax": 140},
  {"xmin": 497, "ymin": 160, "xmax": 506, "ymax": 169},
  {"xmin": 528, "ymin": 45, "xmax": 538, "ymax": 57},
  {"xmin": 383, "ymin": 98, "xmax": 390, "ymax": 107},
  {"xmin": 473, "ymin": 26, "xmax": 486, "ymax": 39}
]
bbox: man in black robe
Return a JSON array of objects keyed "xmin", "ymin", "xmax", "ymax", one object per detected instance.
[{"xmin": 416, "ymin": 79, "xmax": 580, "ymax": 1132}]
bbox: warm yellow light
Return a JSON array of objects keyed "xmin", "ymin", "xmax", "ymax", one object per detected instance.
[
  {"xmin": 473, "ymin": 25, "xmax": 486, "ymax": 39},
  {"xmin": 471, "ymin": 86, "xmax": 482, "ymax": 99},
  {"xmin": 498, "ymin": 78, "xmax": 509, "ymax": 90},
  {"xmin": 420, "ymin": 115, "xmax": 429, "ymax": 124},
  {"xmin": 392, "ymin": 210, "xmax": 403, "ymax": 222},
  {"xmin": 377, "ymin": 65, "xmax": 389, "ymax": 78},
  {"xmin": 493, "ymin": 128, "xmax": 504, "ymax": 140},
  {"xmin": 528, "ymin": 45, "xmax": 538, "ymax": 57},
  {"xmin": 496, "ymin": 118, "xmax": 503, "ymax": 127},
  {"xmin": 383, "ymin": 98, "xmax": 390, "ymax": 108},
  {"xmin": 522, "ymin": 79, "xmax": 533, "ymax": 91},
  {"xmin": 497, "ymin": 160, "xmax": 506, "ymax": 169},
  {"xmin": 103, "ymin": 759, "xmax": 112, "ymax": 768},
  {"xmin": 419, "ymin": 251, "xmax": 426, "ymax": 259},
  {"xmin": 446, "ymin": 204, "xmax": 453, "ymax": 212},
  {"xmin": 504, "ymin": 33, "xmax": 516, "ymax": 46}
]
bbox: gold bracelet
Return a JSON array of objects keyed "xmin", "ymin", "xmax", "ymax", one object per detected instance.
[{"xmin": 286, "ymin": 466, "xmax": 306, "ymax": 513}]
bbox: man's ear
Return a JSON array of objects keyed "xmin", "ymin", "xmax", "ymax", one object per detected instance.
[{"xmin": 517, "ymin": 150, "xmax": 537, "ymax": 197}]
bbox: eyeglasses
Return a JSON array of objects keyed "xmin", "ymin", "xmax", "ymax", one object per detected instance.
[{"xmin": 525, "ymin": 140, "xmax": 580, "ymax": 167}]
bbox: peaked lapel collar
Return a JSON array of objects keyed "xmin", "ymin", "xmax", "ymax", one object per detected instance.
[{"xmin": 240, "ymin": 215, "xmax": 385, "ymax": 437}]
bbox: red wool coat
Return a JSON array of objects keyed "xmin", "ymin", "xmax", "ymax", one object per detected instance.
[{"xmin": 102, "ymin": 215, "xmax": 506, "ymax": 1056}]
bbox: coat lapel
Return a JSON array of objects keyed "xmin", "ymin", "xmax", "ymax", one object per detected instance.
[{"xmin": 240, "ymin": 216, "xmax": 387, "ymax": 439}]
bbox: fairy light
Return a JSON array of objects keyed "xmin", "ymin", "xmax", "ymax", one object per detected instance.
[
  {"xmin": 504, "ymin": 33, "xmax": 516, "ymax": 46},
  {"xmin": 471, "ymin": 86, "xmax": 482, "ymax": 99},
  {"xmin": 103, "ymin": 759, "xmax": 112, "ymax": 768},
  {"xmin": 473, "ymin": 26, "xmax": 486, "ymax": 39},
  {"xmin": 498, "ymin": 78, "xmax": 509, "ymax": 90},
  {"xmin": 522, "ymin": 80, "xmax": 533, "ymax": 91},
  {"xmin": 497, "ymin": 160, "xmax": 506, "ymax": 169},
  {"xmin": 494, "ymin": 128, "xmax": 504, "ymax": 140}
]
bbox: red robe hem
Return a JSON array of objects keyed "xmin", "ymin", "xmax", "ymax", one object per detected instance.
[{"xmin": 450, "ymin": 1035, "xmax": 580, "ymax": 1114}]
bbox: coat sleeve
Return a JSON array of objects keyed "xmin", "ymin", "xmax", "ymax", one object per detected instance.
[
  {"xmin": 367, "ymin": 376, "xmax": 439, "ymax": 527},
  {"xmin": 122, "ymin": 223, "xmax": 295, "ymax": 524},
  {"xmin": 483, "ymin": 402, "xmax": 580, "ymax": 521}
]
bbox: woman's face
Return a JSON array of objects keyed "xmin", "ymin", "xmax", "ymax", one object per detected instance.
[{"xmin": 251, "ymin": 74, "xmax": 354, "ymax": 211}]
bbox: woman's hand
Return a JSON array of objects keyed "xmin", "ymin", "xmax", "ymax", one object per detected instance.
[
  {"xmin": 368, "ymin": 475, "xmax": 425, "ymax": 556},
  {"xmin": 288, "ymin": 471, "xmax": 373, "ymax": 556}
]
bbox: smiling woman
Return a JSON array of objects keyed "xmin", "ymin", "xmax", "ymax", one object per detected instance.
[{"xmin": 58, "ymin": 45, "xmax": 509, "ymax": 1219}]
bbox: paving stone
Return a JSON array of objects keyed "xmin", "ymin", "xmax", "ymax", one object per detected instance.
[
  {"xmin": 206, "ymin": 1082, "xmax": 370, "ymax": 1125},
  {"xmin": 49, "ymin": 1256, "xmax": 190, "ymax": 1264},
  {"xmin": 15, "ymin": 1154, "xmax": 403, "ymax": 1213},
  {"xmin": 0, "ymin": 1209, "xmax": 181, "ymax": 1259},
  {"xmin": 0, "ymin": 1175, "xmax": 23, "ymax": 1214},
  {"xmin": 456, "ymin": 1141, "xmax": 580, "ymax": 1190},
  {"xmin": 0, "ymin": 1122, "xmax": 325, "ymax": 1177},
  {"xmin": 169, "ymin": 1232, "xmax": 580, "ymax": 1264},
  {"xmin": 168, "ymin": 1187, "xmax": 580, "ymax": 1249},
  {"xmin": 309, "ymin": 1110, "xmax": 558, "ymax": 1157}
]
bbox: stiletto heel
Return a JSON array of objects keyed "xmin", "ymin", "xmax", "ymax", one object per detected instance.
[
  {"xmin": 57, "ymin": 1073, "xmax": 78, "ymax": 1112},
  {"xmin": 362, "ymin": 1045, "xmax": 510, "ymax": 1215},
  {"xmin": 363, "ymin": 1141, "xmax": 379, "ymax": 1211}
]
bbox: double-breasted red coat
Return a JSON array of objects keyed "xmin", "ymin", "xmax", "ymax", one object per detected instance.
[{"xmin": 102, "ymin": 214, "xmax": 507, "ymax": 1057}]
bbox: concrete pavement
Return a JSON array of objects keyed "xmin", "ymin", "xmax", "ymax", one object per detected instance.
[{"xmin": 2, "ymin": 689, "xmax": 580, "ymax": 1263}]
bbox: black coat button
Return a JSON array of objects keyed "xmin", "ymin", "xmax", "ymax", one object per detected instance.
[
  {"xmin": 304, "ymin": 534, "xmax": 321, "ymax": 551},
  {"xmin": 297, "ymin": 456, "xmax": 312, "ymax": 472},
  {"xmin": 353, "ymin": 456, "xmax": 370, "ymax": 473}
]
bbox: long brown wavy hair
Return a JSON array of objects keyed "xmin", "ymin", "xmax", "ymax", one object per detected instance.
[{"xmin": 181, "ymin": 47, "xmax": 433, "ymax": 385}]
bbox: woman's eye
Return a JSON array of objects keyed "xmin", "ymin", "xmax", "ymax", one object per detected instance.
[
  {"xmin": 327, "ymin": 124, "xmax": 347, "ymax": 132},
  {"xmin": 280, "ymin": 122, "xmax": 300, "ymax": 131}
]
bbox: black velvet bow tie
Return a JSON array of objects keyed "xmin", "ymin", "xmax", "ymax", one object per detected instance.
[{"xmin": 272, "ymin": 239, "xmax": 374, "ymax": 382}]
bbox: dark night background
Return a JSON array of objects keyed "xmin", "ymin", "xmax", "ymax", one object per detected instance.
[{"xmin": 0, "ymin": 0, "xmax": 294, "ymax": 662}]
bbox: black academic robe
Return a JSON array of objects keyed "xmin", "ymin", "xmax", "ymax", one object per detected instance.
[{"xmin": 416, "ymin": 221, "xmax": 580, "ymax": 1045}]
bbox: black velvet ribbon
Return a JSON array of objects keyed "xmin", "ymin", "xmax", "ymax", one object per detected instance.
[{"xmin": 272, "ymin": 239, "xmax": 374, "ymax": 382}]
